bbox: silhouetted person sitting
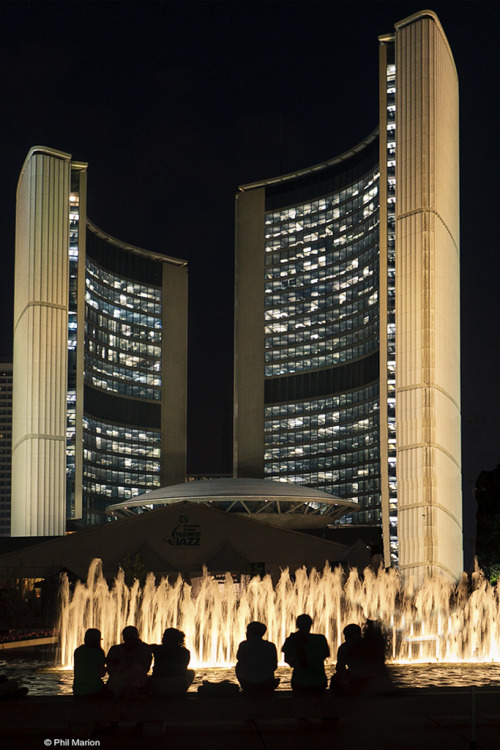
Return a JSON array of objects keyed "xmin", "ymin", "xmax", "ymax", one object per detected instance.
[
  {"xmin": 235, "ymin": 621, "xmax": 280, "ymax": 692},
  {"xmin": 73, "ymin": 628, "xmax": 108, "ymax": 700},
  {"xmin": 282, "ymin": 614, "xmax": 330, "ymax": 692},
  {"xmin": 357, "ymin": 619, "xmax": 393, "ymax": 694},
  {"xmin": 106, "ymin": 625, "xmax": 152, "ymax": 699},
  {"xmin": 149, "ymin": 628, "xmax": 195, "ymax": 695},
  {"xmin": 329, "ymin": 623, "xmax": 364, "ymax": 694}
]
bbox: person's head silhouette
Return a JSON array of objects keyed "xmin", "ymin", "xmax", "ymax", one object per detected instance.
[{"xmin": 296, "ymin": 614, "xmax": 313, "ymax": 633}]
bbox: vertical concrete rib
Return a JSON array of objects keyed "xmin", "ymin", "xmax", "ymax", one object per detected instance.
[
  {"xmin": 234, "ymin": 188, "xmax": 266, "ymax": 478},
  {"xmin": 394, "ymin": 13, "xmax": 462, "ymax": 581},
  {"xmin": 161, "ymin": 262, "xmax": 188, "ymax": 487},
  {"xmin": 12, "ymin": 147, "xmax": 71, "ymax": 536}
]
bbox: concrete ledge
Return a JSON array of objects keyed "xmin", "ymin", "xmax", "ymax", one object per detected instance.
[
  {"xmin": 1, "ymin": 688, "xmax": 500, "ymax": 738},
  {"xmin": 0, "ymin": 636, "xmax": 57, "ymax": 651}
]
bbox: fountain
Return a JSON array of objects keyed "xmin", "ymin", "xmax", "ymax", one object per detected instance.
[{"xmin": 58, "ymin": 559, "xmax": 500, "ymax": 668}]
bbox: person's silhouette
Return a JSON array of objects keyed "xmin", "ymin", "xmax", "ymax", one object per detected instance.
[
  {"xmin": 149, "ymin": 628, "xmax": 195, "ymax": 695},
  {"xmin": 106, "ymin": 626, "xmax": 152, "ymax": 699},
  {"xmin": 236, "ymin": 621, "xmax": 280, "ymax": 692},
  {"xmin": 282, "ymin": 614, "xmax": 330, "ymax": 691},
  {"xmin": 73, "ymin": 627, "xmax": 108, "ymax": 699}
]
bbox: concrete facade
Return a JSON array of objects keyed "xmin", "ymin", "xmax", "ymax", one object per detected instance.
[
  {"xmin": 234, "ymin": 188, "xmax": 266, "ymax": 477},
  {"xmin": 12, "ymin": 149, "xmax": 71, "ymax": 536},
  {"xmin": 392, "ymin": 12, "xmax": 462, "ymax": 580}
]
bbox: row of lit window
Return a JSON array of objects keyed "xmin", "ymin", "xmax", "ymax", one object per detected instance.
[
  {"xmin": 84, "ymin": 465, "xmax": 159, "ymax": 486},
  {"xmin": 86, "ymin": 339, "xmax": 161, "ymax": 374},
  {"xmin": 263, "ymin": 469, "xmax": 381, "ymax": 501},
  {"xmin": 265, "ymin": 320, "xmax": 378, "ymax": 354},
  {"xmin": 84, "ymin": 438, "xmax": 160, "ymax": 459},
  {"xmin": 86, "ymin": 260, "xmax": 161, "ymax": 302},
  {"xmin": 265, "ymin": 308, "xmax": 377, "ymax": 337},
  {"xmin": 265, "ymin": 215, "xmax": 379, "ymax": 259},
  {"xmin": 385, "ymin": 59, "xmax": 398, "ymax": 563},
  {"xmin": 265, "ymin": 272, "xmax": 375, "ymax": 298},
  {"xmin": 265, "ymin": 247, "xmax": 379, "ymax": 287},
  {"xmin": 265, "ymin": 201, "xmax": 378, "ymax": 240},
  {"xmin": 265, "ymin": 333, "xmax": 378, "ymax": 364},
  {"xmin": 265, "ymin": 289, "xmax": 378, "ymax": 323},
  {"xmin": 265, "ymin": 277, "xmax": 376, "ymax": 308},
  {"xmin": 84, "ymin": 448, "xmax": 159, "ymax": 474},
  {"xmin": 86, "ymin": 326, "xmax": 161, "ymax": 359},
  {"xmin": 84, "ymin": 418, "xmax": 160, "ymax": 444},
  {"xmin": 265, "ymin": 398, "xmax": 378, "ymax": 431},
  {"xmin": 265, "ymin": 266, "xmax": 377, "ymax": 307},
  {"xmin": 264, "ymin": 465, "xmax": 379, "ymax": 483},
  {"xmin": 86, "ymin": 308, "xmax": 162, "ymax": 343},
  {"xmin": 264, "ymin": 340, "xmax": 378, "ymax": 376},
  {"xmin": 265, "ymin": 425, "xmax": 379, "ymax": 448},
  {"xmin": 85, "ymin": 353, "xmax": 161, "ymax": 387},
  {"xmin": 266, "ymin": 469, "xmax": 380, "ymax": 493},
  {"xmin": 83, "ymin": 481, "xmax": 159, "ymax": 499},
  {"xmin": 265, "ymin": 230, "xmax": 379, "ymax": 268},
  {"xmin": 264, "ymin": 173, "xmax": 379, "ymax": 226},
  {"xmin": 265, "ymin": 200, "xmax": 378, "ymax": 243},
  {"xmin": 265, "ymin": 445, "xmax": 379, "ymax": 466},
  {"xmin": 86, "ymin": 276, "xmax": 162, "ymax": 317},
  {"xmin": 85, "ymin": 292, "xmax": 161, "ymax": 330},
  {"xmin": 66, "ymin": 384, "xmax": 76, "ymax": 480},
  {"xmin": 85, "ymin": 371, "xmax": 161, "ymax": 401},
  {"xmin": 267, "ymin": 202, "xmax": 379, "ymax": 241},
  {"xmin": 264, "ymin": 451, "xmax": 379, "ymax": 473}
]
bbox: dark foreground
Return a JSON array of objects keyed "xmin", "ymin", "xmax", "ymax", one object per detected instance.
[{"xmin": 0, "ymin": 687, "xmax": 499, "ymax": 750}]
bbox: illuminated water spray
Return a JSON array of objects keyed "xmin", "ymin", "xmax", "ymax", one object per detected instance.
[{"xmin": 58, "ymin": 559, "xmax": 500, "ymax": 667}]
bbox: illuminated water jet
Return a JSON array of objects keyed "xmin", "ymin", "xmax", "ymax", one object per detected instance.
[{"xmin": 58, "ymin": 559, "xmax": 500, "ymax": 667}]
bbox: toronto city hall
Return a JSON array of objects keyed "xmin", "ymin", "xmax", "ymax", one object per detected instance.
[{"xmin": 10, "ymin": 11, "xmax": 462, "ymax": 584}]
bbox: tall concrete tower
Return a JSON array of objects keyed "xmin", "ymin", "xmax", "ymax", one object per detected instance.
[{"xmin": 12, "ymin": 148, "xmax": 71, "ymax": 536}]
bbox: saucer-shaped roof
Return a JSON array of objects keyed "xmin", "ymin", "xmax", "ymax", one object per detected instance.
[{"xmin": 106, "ymin": 478, "xmax": 358, "ymax": 529}]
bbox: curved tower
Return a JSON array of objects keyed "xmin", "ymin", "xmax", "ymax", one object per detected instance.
[
  {"xmin": 12, "ymin": 147, "xmax": 188, "ymax": 534},
  {"xmin": 234, "ymin": 10, "xmax": 462, "ymax": 581}
]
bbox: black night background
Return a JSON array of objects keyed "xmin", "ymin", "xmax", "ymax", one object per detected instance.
[{"xmin": 1, "ymin": 1, "xmax": 499, "ymax": 568}]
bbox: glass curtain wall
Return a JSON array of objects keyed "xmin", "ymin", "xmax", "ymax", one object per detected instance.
[
  {"xmin": 263, "ymin": 167, "xmax": 382, "ymax": 524},
  {"xmin": 83, "ymin": 259, "xmax": 162, "ymax": 524}
]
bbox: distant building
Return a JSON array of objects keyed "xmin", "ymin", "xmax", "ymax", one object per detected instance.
[
  {"xmin": 0, "ymin": 362, "xmax": 12, "ymax": 536},
  {"xmin": 234, "ymin": 11, "xmax": 462, "ymax": 581},
  {"xmin": 12, "ymin": 147, "xmax": 188, "ymax": 535}
]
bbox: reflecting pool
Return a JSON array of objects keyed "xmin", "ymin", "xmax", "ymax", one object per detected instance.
[{"xmin": 2, "ymin": 656, "xmax": 500, "ymax": 696}]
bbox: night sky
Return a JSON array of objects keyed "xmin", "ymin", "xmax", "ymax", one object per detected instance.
[{"xmin": 1, "ymin": 1, "xmax": 499, "ymax": 565}]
